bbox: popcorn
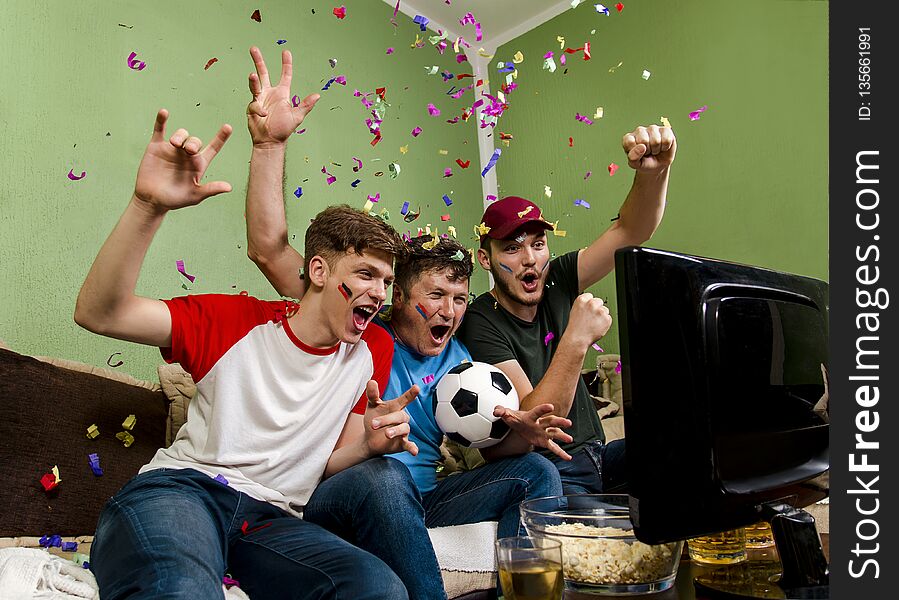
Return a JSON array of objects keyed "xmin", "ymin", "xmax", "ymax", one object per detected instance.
[{"xmin": 544, "ymin": 523, "xmax": 677, "ymax": 584}]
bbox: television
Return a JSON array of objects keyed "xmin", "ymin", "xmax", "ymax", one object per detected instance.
[{"xmin": 615, "ymin": 246, "xmax": 829, "ymax": 596}]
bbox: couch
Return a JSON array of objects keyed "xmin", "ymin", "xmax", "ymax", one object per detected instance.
[{"xmin": 0, "ymin": 344, "xmax": 508, "ymax": 599}]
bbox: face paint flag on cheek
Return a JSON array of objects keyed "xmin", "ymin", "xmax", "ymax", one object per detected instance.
[
  {"xmin": 416, "ymin": 303, "xmax": 429, "ymax": 320},
  {"xmin": 339, "ymin": 282, "xmax": 352, "ymax": 301}
]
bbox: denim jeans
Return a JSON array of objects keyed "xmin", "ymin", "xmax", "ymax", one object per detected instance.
[
  {"xmin": 553, "ymin": 439, "xmax": 628, "ymax": 495},
  {"xmin": 91, "ymin": 465, "xmax": 411, "ymax": 600},
  {"xmin": 303, "ymin": 457, "xmax": 446, "ymax": 600},
  {"xmin": 422, "ymin": 452, "xmax": 563, "ymax": 537}
]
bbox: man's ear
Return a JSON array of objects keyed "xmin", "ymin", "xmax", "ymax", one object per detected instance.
[
  {"xmin": 476, "ymin": 247, "xmax": 492, "ymax": 271},
  {"xmin": 392, "ymin": 285, "xmax": 404, "ymax": 306},
  {"xmin": 306, "ymin": 255, "xmax": 329, "ymax": 289}
]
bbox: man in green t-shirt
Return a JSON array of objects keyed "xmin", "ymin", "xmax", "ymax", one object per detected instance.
[{"xmin": 457, "ymin": 125, "xmax": 677, "ymax": 493}]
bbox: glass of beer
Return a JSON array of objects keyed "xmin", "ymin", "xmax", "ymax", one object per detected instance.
[
  {"xmin": 687, "ymin": 527, "xmax": 747, "ymax": 564},
  {"xmin": 744, "ymin": 520, "xmax": 776, "ymax": 548},
  {"xmin": 495, "ymin": 536, "xmax": 564, "ymax": 600}
]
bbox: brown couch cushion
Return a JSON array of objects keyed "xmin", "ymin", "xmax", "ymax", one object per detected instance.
[{"xmin": 0, "ymin": 348, "xmax": 169, "ymax": 537}]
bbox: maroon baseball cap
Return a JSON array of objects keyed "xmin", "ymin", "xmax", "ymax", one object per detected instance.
[{"xmin": 480, "ymin": 196, "xmax": 554, "ymax": 240}]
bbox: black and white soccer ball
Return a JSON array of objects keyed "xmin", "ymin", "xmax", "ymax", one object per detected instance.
[{"xmin": 434, "ymin": 361, "xmax": 520, "ymax": 448}]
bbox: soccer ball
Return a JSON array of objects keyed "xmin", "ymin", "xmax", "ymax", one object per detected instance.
[{"xmin": 434, "ymin": 361, "xmax": 520, "ymax": 448}]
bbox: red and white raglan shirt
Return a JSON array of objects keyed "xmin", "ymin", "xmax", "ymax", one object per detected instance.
[{"xmin": 139, "ymin": 294, "xmax": 394, "ymax": 516}]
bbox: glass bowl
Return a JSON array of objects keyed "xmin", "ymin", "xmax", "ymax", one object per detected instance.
[{"xmin": 520, "ymin": 494, "xmax": 683, "ymax": 595}]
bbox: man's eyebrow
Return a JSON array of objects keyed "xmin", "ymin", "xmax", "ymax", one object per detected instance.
[{"xmin": 356, "ymin": 261, "xmax": 391, "ymax": 277}]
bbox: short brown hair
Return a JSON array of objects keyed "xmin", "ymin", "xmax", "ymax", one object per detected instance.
[
  {"xmin": 305, "ymin": 205, "xmax": 407, "ymax": 266},
  {"xmin": 394, "ymin": 235, "xmax": 473, "ymax": 295}
]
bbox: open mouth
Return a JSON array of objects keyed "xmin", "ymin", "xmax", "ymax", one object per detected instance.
[
  {"xmin": 521, "ymin": 273, "xmax": 539, "ymax": 292},
  {"xmin": 352, "ymin": 305, "xmax": 377, "ymax": 331},
  {"xmin": 430, "ymin": 324, "xmax": 451, "ymax": 343}
]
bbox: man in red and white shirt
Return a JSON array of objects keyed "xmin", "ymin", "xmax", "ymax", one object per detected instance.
[{"xmin": 74, "ymin": 107, "xmax": 436, "ymax": 599}]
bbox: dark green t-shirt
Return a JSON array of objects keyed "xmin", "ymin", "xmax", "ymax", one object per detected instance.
[{"xmin": 457, "ymin": 250, "xmax": 604, "ymax": 460}]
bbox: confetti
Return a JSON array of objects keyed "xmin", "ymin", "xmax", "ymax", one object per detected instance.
[
  {"xmin": 456, "ymin": 158, "xmax": 470, "ymax": 168},
  {"xmin": 574, "ymin": 199, "xmax": 591, "ymax": 208},
  {"xmin": 389, "ymin": 162, "xmax": 401, "ymax": 178},
  {"xmin": 333, "ymin": 6, "xmax": 346, "ymax": 19},
  {"xmin": 352, "ymin": 157, "xmax": 363, "ymax": 172},
  {"xmin": 481, "ymin": 148, "xmax": 501, "ymax": 177},
  {"xmin": 584, "ymin": 171, "xmax": 593, "ymax": 180},
  {"xmin": 349, "ymin": 179, "xmax": 361, "ymax": 188},
  {"xmin": 176, "ymin": 259, "xmax": 196, "ymax": 283},
  {"xmin": 689, "ymin": 105, "xmax": 708, "ymax": 121},
  {"xmin": 427, "ymin": 103, "xmax": 441, "ymax": 117},
  {"xmin": 608, "ymin": 61, "xmax": 623, "ymax": 73},
  {"xmin": 451, "ymin": 250, "xmax": 464, "ymax": 261},
  {"xmin": 321, "ymin": 165, "xmax": 336, "ymax": 185},
  {"xmin": 486, "ymin": 194, "xmax": 497, "ymax": 202},
  {"xmin": 204, "ymin": 58, "xmax": 218, "ymax": 70},
  {"xmin": 517, "ymin": 206, "xmax": 534, "ymax": 218},
  {"xmin": 367, "ymin": 193, "xmax": 380, "ymax": 203},
  {"xmin": 401, "ymin": 201, "xmax": 410, "ymax": 215},
  {"xmin": 106, "ymin": 352, "xmax": 123, "ymax": 367},
  {"xmin": 443, "ymin": 168, "xmax": 453, "ymax": 177},
  {"xmin": 277, "ymin": 39, "xmax": 287, "ymax": 44},
  {"xmin": 328, "ymin": 58, "xmax": 338, "ymax": 68},
  {"xmin": 661, "ymin": 116, "xmax": 672, "ymax": 128},
  {"xmin": 250, "ymin": 9, "xmax": 261, "ymax": 22},
  {"xmin": 400, "ymin": 145, "xmax": 409, "ymax": 154},
  {"xmin": 595, "ymin": 3, "xmax": 610, "ymax": 14},
  {"xmin": 575, "ymin": 113, "xmax": 594, "ymax": 125},
  {"xmin": 422, "ymin": 374, "xmax": 435, "ymax": 385},
  {"xmin": 542, "ymin": 53, "xmax": 557, "ymax": 73},
  {"xmin": 544, "ymin": 332, "xmax": 555, "ymax": 345},
  {"xmin": 594, "ymin": 107, "xmax": 604, "ymax": 119},
  {"xmin": 61, "ymin": 541, "xmax": 79, "ymax": 552},
  {"xmin": 363, "ymin": 199, "xmax": 374, "ymax": 212},
  {"xmin": 86, "ymin": 424, "xmax": 99, "ymax": 439},
  {"xmin": 642, "ymin": 69, "xmax": 651, "ymax": 80},
  {"xmin": 544, "ymin": 185, "xmax": 552, "ymax": 198},
  {"xmin": 615, "ymin": 360, "xmax": 622, "ymax": 373},
  {"xmin": 122, "ymin": 414, "xmax": 136, "ymax": 430},
  {"xmin": 66, "ymin": 169, "xmax": 86, "ymax": 181},
  {"xmin": 475, "ymin": 222, "xmax": 491, "ymax": 236},
  {"xmin": 608, "ymin": 163, "xmax": 619, "ymax": 176},
  {"xmin": 386, "ymin": 47, "xmax": 394, "ymax": 55},
  {"xmin": 404, "ymin": 207, "xmax": 421, "ymax": 223},
  {"xmin": 294, "ymin": 187, "xmax": 303, "ymax": 198},
  {"xmin": 412, "ymin": 126, "xmax": 422, "ymax": 137},
  {"xmin": 569, "ymin": 137, "xmax": 574, "ymax": 147},
  {"xmin": 592, "ymin": 342, "xmax": 604, "ymax": 352},
  {"xmin": 438, "ymin": 149, "xmax": 449, "ymax": 155},
  {"xmin": 564, "ymin": 42, "xmax": 592, "ymax": 60},
  {"xmin": 513, "ymin": 51, "xmax": 524, "ymax": 64},
  {"xmin": 441, "ymin": 214, "xmax": 451, "ymax": 221},
  {"xmin": 447, "ymin": 226, "xmax": 457, "ymax": 238},
  {"xmin": 88, "ymin": 453, "xmax": 103, "ymax": 477},
  {"xmin": 443, "ymin": 194, "xmax": 453, "ymax": 206},
  {"xmin": 223, "ymin": 576, "xmax": 240, "ymax": 587},
  {"xmin": 126, "ymin": 51, "xmax": 146, "ymax": 71},
  {"xmin": 413, "ymin": 15, "xmax": 429, "ymax": 31}
]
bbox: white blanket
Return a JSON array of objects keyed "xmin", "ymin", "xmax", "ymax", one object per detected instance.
[
  {"xmin": 428, "ymin": 522, "xmax": 498, "ymax": 573},
  {"xmin": 0, "ymin": 548, "xmax": 249, "ymax": 600}
]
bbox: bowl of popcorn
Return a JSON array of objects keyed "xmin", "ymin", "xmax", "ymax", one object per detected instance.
[{"xmin": 520, "ymin": 494, "xmax": 683, "ymax": 595}]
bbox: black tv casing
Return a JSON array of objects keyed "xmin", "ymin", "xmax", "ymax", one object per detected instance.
[{"xmin": 615, "ymin": 247, "xmax": 829, "ymax": 545}]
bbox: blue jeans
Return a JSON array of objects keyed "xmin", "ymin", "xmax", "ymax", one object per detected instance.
[
  {"xmin": 422, "ymin": 452, "xmax": 563, "ymax": 538},
  {"xmin": 91, "ymin": 465, "xmax": 410, "ymax": 600},
  {"xmin": 303, "ymin": 458, "xmax": 446, "ymax": 600},
  {"xmin": 553, "ymin": 439, "xmax": 628, "ymax": 494}
]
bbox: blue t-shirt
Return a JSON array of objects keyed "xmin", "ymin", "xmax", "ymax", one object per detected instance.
[{"xmin": 373, "ymin": 314, "xmax": 472, "ymax": 495}]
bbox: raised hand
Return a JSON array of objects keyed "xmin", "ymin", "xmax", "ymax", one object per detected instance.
[
  {"xmin": 567, "ymin": 293, "xmax": 612, "ymax": 349},
  {"xmin": 364, "ymin": 381, "xmax": 420, "ymax": 457},
  {"xmin": 494, "ymin": 404, "xmax": 574, "ymax": 461},
  {"xmin": 247, "ymin": 46, "xmax": 320, "ymax": 147},
  {"xmin": 133, "ymin": 109, "xmax": 233, "ymax": 213},
  {"xmin": 622, "ymin": 125, "xmax": 677, "ymax": 174}
]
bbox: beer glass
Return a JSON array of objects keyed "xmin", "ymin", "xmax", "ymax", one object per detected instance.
[{"xmin": 495, "ymin": 536, "xmax": 564, "ymax": 600}]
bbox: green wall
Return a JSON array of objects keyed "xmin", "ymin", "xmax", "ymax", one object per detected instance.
[
  {"xmin": 492, "ymin": 0, "xmax": 828, "ymax": 365},
  {"xmin": 0, "ymin": 0, "xmax": 488, "ymax": 380}
]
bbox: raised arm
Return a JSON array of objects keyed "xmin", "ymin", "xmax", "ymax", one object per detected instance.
[
  {"xmin": 245, "ymin": 46, "xmax": 319, "ymax": 299},
  {"xmin": 577, "ymin": 125, "xmax": 677, "ymax": 291},
  {"xmin": 494, "ymin": 293, "xmax": 611, "ymax": 420},
  {"xmin": 74, "ymin": 110, "xmax": 232, "ymax": 347}
]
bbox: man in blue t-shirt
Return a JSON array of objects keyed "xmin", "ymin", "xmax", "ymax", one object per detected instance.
[{"xmin": 242, "ymin": 46, "xmax": 569, "ymax": 600}]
